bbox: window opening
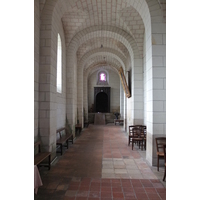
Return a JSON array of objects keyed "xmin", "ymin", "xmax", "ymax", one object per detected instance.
[
  {"xmin": 57, "ymin": 34, "xmax": 62, "ymax": 93},
  {"xmin": 97, "ymin": 70, "xmax": 109, "ymax": 85},
  {"xmin": 100, "ymin": 73, "xmax": 106, "ymax": 81}
]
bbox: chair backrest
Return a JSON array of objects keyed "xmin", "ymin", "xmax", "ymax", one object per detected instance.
[
  {"xmin": 132, "ymin": 127, "xmax": 141, "ymax": 138},
  {"xmin": 140, "ymin": 125, "xmax": 146, "ymax": 133},
  {"xmin": 140, "ymin": 126, "xmax": 146, "ymax": 138},
  {"xmin": 129, "ymin": 125, "xmax": 146, "ymax": 137},
  {"xmin": 155, "ymin": 137, "xmax": 166, "ymax": 152},
  {"xmin": 129, "ymin": 125, "xmax": 136, "ymax": 136},
  {"xmin": 163, "ymin": 144, "xmax": 166, "ymax": 163}
]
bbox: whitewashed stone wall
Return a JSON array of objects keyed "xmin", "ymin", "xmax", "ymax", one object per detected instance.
[
  {"xmin": 125, "ymin": 55, "xmax": 144, "ymax": 130},
  {"xmin": 88, "ymin": 69, "xmax": 120, "ymax": 113},
  {"xmin": 125, "ymin": 55, "xmax": 132, "ymax": 129},
  {"xmin": 34, "ymin": 0, "xmax": 40, "ymax": 141},
  {"xmin": 133, "ymin": 58, "xmax": 144, "ymax": 125},
  {"xmin": 38, "ymin": 0, "xmax": 67, "ymax": 156},
  {"xmin": 144, "ymin": 0, "xmax": 166, "ymax": 166},
  {"xmin": 34, "ymin": 0, "xmax": 166, "ymax": 167}
]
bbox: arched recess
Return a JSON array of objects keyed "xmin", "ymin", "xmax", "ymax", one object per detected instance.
[
  {"xmin": 95, "ymin": 90, "xmax": 110, "ymax": 113},
  {"xmin": 67, "ymin": 27, "xmax": 135, "ymax": 60},
  {"xmin": 72, "ymin": 26, "xmax": 133, "ymax": 126},
  {"xmin": 96, "ymin": 69, "xmax": 109, "ymax": 85},
  {"xmin": 86, "ymin": 63, "xmax": 119, "ymax": 79},
  {"xmin": 77, "ymin": 51, "xmax": 125, "ymax": 126},
  {"xmin": 62, "ymin": 1, "xmax": 152, "ymax": 131},
  {"xmin": 62, "ymin": 0, "xmax": 153, "ymax": 135},
  {"xmin": 83, "ymin": 64, "xmax": 120, "ymax": 121},
  {"xmin": 78, "ymin": 47, "xmax": 127, "ymax": 69},
  {"xmin": 82, "ymin": 52, "xmax": 126, "ymax": 71},
  {"xmin": 86, "ymin": 65, "xmax": 121, "ymax": 118},
  {"xmin": 85, "ymin": 64, "xmax": 120, "ymax": 117},
  {"xmin": 37, "ymin": 0, "xmax": 164, "ymax": 167},
  {"xmin": 143, "ymin": 0, "xmax": 166, "ymax": 166},
  {"xmin": 38, "ymin": 0, "xmax": 68, "ymax": 156}
]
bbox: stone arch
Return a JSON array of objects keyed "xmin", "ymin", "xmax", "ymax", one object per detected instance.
[
  {"xmin": 77, "ymin": 37, "xmax": 129, "ymax": 59},
  {"xmin": 38, "ymin": 0, "xmax": 165, "ymax": 167},
  {"xmin": 80, "ymin": 51, "xmax": 126, "ymax": 71},
  {"xmin": 77, "ymin": 51, "xmax": 124, "ymax": 124},
  {"xmin": 96, "ymin": 69, "xmax": 109, "ymax": 84},
  {"xmin": 82, "ymin": 63, "xmax": 120, "ymax": 124},
  {"xmin": 38, "ymin": 0, "xmax": 69, "ymax": 153},
  {"xmin": 40, "ymin": 0, "xmax": 154, "ymax": 71},
  {"xmin": 67, "ymin": 27, "xmax": 135, "ymax": 61},
  {"xmin": 86, "ymin": 64, "xmax": 119, "ymax": 80},
  {"xmin": 78, "ymin": 47, "xmax": 127, "ymax": 69}
]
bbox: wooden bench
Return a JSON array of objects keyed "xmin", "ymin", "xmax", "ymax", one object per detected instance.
[
  {"xmin": 84, "ymin": 121, "xmax": 89, "ymax": 128},
  {"xmin": 34, "ymin": 141, "xmax": 51, "ymax": 170},
  {"xmin": 56, "ymin": 127, "xmax": 73, "ymax": 155},
  {"xmin": 114, "ymin": 119, "xmax": 124, "ymax": 125},
  {"xmin": 75, "ymin": 124, "xmax": 82, "ymax": 136}
]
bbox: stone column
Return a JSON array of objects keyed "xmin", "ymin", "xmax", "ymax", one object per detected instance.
[{"xmin": 145, "ymin": 6, "xmax": 166, "ymax": 166}]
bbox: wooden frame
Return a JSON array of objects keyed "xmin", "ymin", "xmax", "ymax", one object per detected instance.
[{"xmin": 118, "ymin": 67, "xmax": 131, "ymax": 98}]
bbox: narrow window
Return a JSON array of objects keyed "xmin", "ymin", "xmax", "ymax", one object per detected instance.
[
  {"xmin": 97, "ymin": 70, "xmax": 109, "ymax": 85},
  {"xmin": 57, "ymin": 34, "xmax": 62, "ymax": 93},
  {"xmin": 100, "ymin": 73, "xmax": 106, "ymax": 81}
]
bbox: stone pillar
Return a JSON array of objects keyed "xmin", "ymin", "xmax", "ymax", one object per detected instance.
[
  {"xmin": 145, "ymin": 7, "xmax": 166, "ymax": 166},
  {"xmin": 66, "ymin": 53, "xmax": 77, "ymax": 136},
  {"xmin": 38, "ymin": 7, "xmax": 57, "ymax": 159},
  {"xmin": 34, "ymin": 0, "xmax": 40, "ymax": 141},
  {"xmin": 120, "ymin": 81, "xmax": 124, "ymax": 121},
  {"xmin": 83, "ymin": 72, "xmax": 88, "ymax": 124},
  {"xmin": 77, "ymin": 67, "xmax": 83, "ymax": 127},
  {"xmin": 133, "ymin": 59, "xmax": 144, "ymax": 125}
]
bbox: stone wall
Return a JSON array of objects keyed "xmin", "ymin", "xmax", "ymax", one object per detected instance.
[
  {"xmin": 34, "ymin": 0, "xmax": 40, "ymax": 141},
  {"xmin": 88, "ymin": 69, "xmax": 120, "ymax": 113},
  {"xmin": 88, "ymin": 113, "xmax": 115, "ymax": 124}
]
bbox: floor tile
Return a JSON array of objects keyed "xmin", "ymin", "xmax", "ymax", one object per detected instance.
[
  {"xmin": 35, "ymin": 124, "xmax": 166, "ymax": 200},
  {"xmin": 114, "ymin": 169, "xmax": 127, "ymax": 174},
  {"xmin": 102, "ymin": 169, "xmax": 115, "ymax": 173}
]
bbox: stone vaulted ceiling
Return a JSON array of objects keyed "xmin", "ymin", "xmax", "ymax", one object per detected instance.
[{"xmin": 60, "ymin": 0, "xmax": 146, "ymax": 73}]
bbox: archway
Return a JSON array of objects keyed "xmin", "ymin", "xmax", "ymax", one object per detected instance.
[
  {"xmin": 94, "ymin": 87, "xmax": 110, "ymax": 113},
  {"xmin": 96, "ymin": 92, "xmax": 108, "ymax": 113}
]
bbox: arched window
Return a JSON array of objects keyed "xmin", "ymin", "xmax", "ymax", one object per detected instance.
[
  {"xmin": 97, "ymin": 69, "xmax": 109, "ymax": 85},
  {"xmin": 100, "ymin": 72, "xmax": 106, "ymax": 81},
  {"xmin": 57, "ymin": 34, "xmax": 62, "ymax": 93}
]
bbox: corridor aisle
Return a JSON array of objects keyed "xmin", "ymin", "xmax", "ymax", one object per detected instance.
[{"xmin": 35, "ymin": 124, "xmax": 166, "ymax": 200}]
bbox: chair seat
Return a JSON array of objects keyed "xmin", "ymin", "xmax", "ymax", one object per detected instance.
[
  {"xmin": 133, "ymin": 138, "xmax": 143, "ymax": 140},
  {"xmin": 155, "ymin": 137, "xmax": 166, "ymax": 172},
  {"xmin": 157, "ymin": 152, "xmax": 164, "ymax": 156}
]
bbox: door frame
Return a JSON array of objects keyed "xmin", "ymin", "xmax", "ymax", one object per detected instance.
[{"xmin": 94, "ymin": 87, "xmax": 110, "ymax": 113}]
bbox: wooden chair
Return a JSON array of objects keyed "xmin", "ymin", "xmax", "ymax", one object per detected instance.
[
  {"xmin": 163, "ymin": 144, "xmax": 166, "ymax": 181},
  {"xmin": 128, "ymin": 125, "xmax": 134, "ymax": 145},
  {"xmin": 128, "ymin": 125, "xmax": 140, "ymax": 146},
  {"xmin": 155, "ymin": 137, "xmax": 166, "ymax": 171},
  {"xmin": 132, "ymin": 127, "xmax": 144, "ymax": 150},
  {"xmin": 140, "ymin": 125, "xmax": 146, "ymax": 150},
  {"xmin": 140, "ymin": 125, "xmax": 146, "ymax": 135}
]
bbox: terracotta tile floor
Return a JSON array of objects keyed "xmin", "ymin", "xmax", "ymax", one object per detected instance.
[{"xmin": 35, "ymin": 124, "xmax": 166, "ymax": 200}]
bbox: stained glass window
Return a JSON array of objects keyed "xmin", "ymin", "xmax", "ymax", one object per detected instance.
[{"xmin": 100, "ymin": 73, "xmax": 106, "ymax": 81}]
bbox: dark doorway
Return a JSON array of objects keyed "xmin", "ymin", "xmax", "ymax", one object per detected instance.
[
  {"xmin": 94, "ymin": 87, "xmax": 110, "ymax": 113},
  {"xmin": 96, "ymin": 92, "xmax": 108, "ymax": 113}
]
